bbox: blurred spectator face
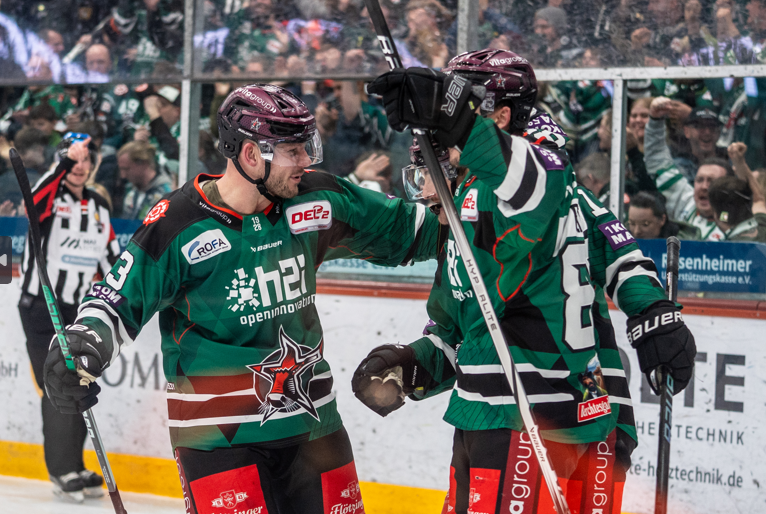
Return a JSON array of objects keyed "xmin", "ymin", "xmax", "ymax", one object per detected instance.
[
  {"xmin": 407, "ymin": 8, "xmax": 438, "ymax": 34},
  {"xmin": 86, "ymin": 44, "xmax": 112, "ymax": 75},
  {"xmin": 747, "ymin": 0, "xmax": 766, "ymax": 33},
  {"xmin": 245, "ymin": 61, "xmax": 265, "ymax": 74},
  {"xmin": 118, "ymin": 153, "xmax": 154, "ymax": 189},
  {"xmin": 534, "ymin": 17, "xmax": 558, "ymax": 44},
  {"xmin": 628, "ymin": 206, "xmax": 665, "ymax": 239},
  {"xmin": 26, "ymin": 55, "xmax": 53, "ymax": 81},
  {"xmin": 684, "ymin": 121, "xmax": 720, "ymax": 158},
  {"xmin": 45, "ymin": 30, "xmax": 65, "ymax": 55},
  {"xmin": 316, "ymin": 47, "xmax": 342, "ymax": 72},
  {"xmin": 18, "ymin": 144, "xmax": 47, "ymax": 170},
  {"xmin": 581, "ymin": 49, "xmax": 601, "ymax": 68},
  {"xmin": 648, "ymin": 0, "xmax": 683, "ymax": 26},
  {"xmin": 628, "ymin": 103, "xmax": 651, "ymax": 142},
  {"xmin": 249, "ymin": 0, "xmax": 272, "ymax": 19},
  {"xmin": 29, "ymin": 117, "xmax": 55, "ymax": 136},
  {"xmin": 157, "ymin": 97, "xmax": 181, "ymax": 127},
  {"xmin": 694, "ymin": 164, "xmax": 727, "ymax": 217}
]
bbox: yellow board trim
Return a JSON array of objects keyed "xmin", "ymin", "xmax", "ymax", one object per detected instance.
[{"xmin": 0, "ymin": 440, "xmax": 447, "ymax": 513}]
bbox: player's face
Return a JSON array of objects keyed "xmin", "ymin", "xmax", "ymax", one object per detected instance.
[
  {"xmin": 421, "ymin": 172, "xmax": 452, "ymax": 225},
  {"xmin": 694, "ymin": 164, "xmax": 727, "ymax": 217},
  {"xmin": 264, "ymin": 143, "xmax": 310, "ymax": 199}
]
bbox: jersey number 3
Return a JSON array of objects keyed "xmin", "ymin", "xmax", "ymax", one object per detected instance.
[{"xmin": 106, "ymin": 250, "xmax": 134, "ymax": 290}]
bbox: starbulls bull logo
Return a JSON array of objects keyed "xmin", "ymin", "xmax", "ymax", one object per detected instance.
[
  {"xmin": 248, "ymin": 326, "xmax": 323, "ymax": 424},
  {"xmin": 212, "ymin": 489, "xmax": 248, "ymax": 509}
]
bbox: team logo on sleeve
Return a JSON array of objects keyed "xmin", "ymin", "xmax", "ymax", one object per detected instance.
[
  {"xmin": 181, "ymin": 229, "xmax": 231, "ymax": 264},
  {"xmin": 143, "ymin": 199, "xmax": 170, "ymax": 225},
  {"xmin": 460, "ymin": 189, "xmax": 479, "ymax": 222},
  {"xmin": 286, "ymin": 201, "xmax": 332, "ymax": 234},
  {"xmin": 247, "ymin": 326, "xmax": 323, "ymax": 424}
]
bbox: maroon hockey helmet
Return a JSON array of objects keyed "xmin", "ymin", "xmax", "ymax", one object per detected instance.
[
  {"xmin": 403, "ymin": 138, "xmax": 457, "ymax": 202},
  {"xmin": 217, "ymin": 84, "xmax": 322, "ymax": 193},
  {"xmin": 444, "ymin": 48, "xmax": 538, "ymax": 132}
]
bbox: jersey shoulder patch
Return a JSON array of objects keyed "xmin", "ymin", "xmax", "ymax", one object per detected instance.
[
  {"xmin": 131, "ymin": 189, "xmax": 208, "ymax": 261},
  {"xmin": 297, "ymin": 170, "xmax": 343, "ymax": 196}
]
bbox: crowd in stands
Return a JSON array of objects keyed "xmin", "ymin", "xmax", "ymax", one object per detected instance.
[{"xmin": 0, "ymin": 0, "xmax": 765, "ymax": 243}]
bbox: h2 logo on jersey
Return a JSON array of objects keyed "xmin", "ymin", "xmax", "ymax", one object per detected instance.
[
  {"xmin": 446, "ymin": 240, "xmax": 472, "ymax": 302},
  {"xmin": 286, "ymin": 201, "xmax": 332, "ymax": 234}
]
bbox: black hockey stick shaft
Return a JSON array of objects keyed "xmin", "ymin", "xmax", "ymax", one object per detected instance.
[
  {"xmin": 655, "ymin": 236, "xmax": 680, "ymax": 514},
  {"xmin": 9, "ymin": 149, "xmax": 128, "ymax": 514},
  {"xmin": 362, "ymin": 3, "xmax": 569, "ymax": 513}
]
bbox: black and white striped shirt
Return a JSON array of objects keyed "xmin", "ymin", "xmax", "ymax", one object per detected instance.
[{"xmin": 21, "ymin": 158, "xmax": 120, "ymax": 306}]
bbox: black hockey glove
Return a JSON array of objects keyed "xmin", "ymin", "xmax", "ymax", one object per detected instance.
[
  {"xmin": 352, "ymin": 344, "xmax": 433, "ymax": 417},
  {"xmin": 626, "ymin": 301, "xmax": 696, "ymax": 395},
  {"xmin": 367, "ymin": 68, "xmax": 485, "ymax": 149},
  {"xmin": 43, "ymin": 324, "xmax": 110, "ymax": 415}
]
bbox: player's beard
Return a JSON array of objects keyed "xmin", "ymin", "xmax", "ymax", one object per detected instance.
[{"xmin": 265, "ymin": 168, "xmax": 303, "ymax": 199}]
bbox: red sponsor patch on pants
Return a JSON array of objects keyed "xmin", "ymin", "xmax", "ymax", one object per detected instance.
[
  {"xmin": 467, "ymin": 468, "xmax": 501, "ymax": 514},
  {"xmin": 321, "ymin": 461, "xmax": 365, "ymax": 514},
  {"xmin": 188, "ymin": 463, "xmax": 268, "ymax": 514},
  {"xmin": 577, "ymin": 396, "xmax": 612, "ymax": 422}
]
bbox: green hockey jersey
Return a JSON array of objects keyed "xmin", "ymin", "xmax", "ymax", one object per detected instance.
[
  {"xmin": 74, "ymin": 171, "xmax": 439, "ymax": 451},
  {"xmin": 409, "ymin": 116, "xmax": 666, "ymax": 445}
]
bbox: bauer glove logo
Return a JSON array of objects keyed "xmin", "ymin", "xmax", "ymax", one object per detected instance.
[
  {"xmin": 627, "ymin": 310, "xmax": 683, "ymax": 346},
  {"xmin": 442, "ymin": 75, "xmax": 468, "ymax": 117}
]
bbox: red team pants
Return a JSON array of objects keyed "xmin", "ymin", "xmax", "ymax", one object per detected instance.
[
  {"xmin": 175, "ymin": 427, "xmax": 365, "ymax": 514},
  {"xmin": 442, "ymin": 428, "xmax": 631, "ymax": 514}
]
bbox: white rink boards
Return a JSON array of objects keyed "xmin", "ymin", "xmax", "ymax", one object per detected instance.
[{"xmin": 0, "ymin": 279, "xmax": 764, "ymax": 513}]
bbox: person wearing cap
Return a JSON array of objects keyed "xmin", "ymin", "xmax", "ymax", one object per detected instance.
[
  {"xmin": 142, "ymin": 85, "xmax": 182, "ymax": 175},
  {"xmin": 40, "ymin": 84, "xmax": 441, "ymax": 513},
  {"xmin": 643, "ymin": 96, "xmax": 728, "ymax": 240},
  {"xmin": 18, "ymin": 133, "xmax": 120, "ymax": 502},
  {"xmin": 674, "ymin": 105, "xmax": 727, "ymax": 181},
  {"xmin": 531, "ymin": 6, "xmax": 582, "ymax": 67}
]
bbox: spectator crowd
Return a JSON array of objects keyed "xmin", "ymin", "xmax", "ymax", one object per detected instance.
[{"xmin": 0, "ymin": 0, "xmax": 765, "ymax": 243}]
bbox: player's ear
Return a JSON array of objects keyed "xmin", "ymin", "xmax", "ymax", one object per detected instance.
[
  {"xmin": 501, "ymin": 106, "xmax": 512, "ymax": 130},
  {"xmin": 240, "ymin": 141, "xmax": 262, "ymax": 168}
]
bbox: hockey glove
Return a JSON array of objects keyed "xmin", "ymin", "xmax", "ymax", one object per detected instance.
[
  {"xmin": 367, "ymin": 68, "xmax": 485, "ymax": 150},
  {"xmin": 43, "ymin": 324, "xmax": 110, "ymax": 414},
  {"xmin": 352, "ymin": 344, "xmax": 433, "ymax": 417},
  {"xmin": 626, "ymin": 300, "xmax": 696, "ymax": 395}
]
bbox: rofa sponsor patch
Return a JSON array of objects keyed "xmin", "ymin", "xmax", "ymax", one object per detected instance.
[{"xmin": 286, "ymin": 200, "xmax": 332, "ymax": 234}]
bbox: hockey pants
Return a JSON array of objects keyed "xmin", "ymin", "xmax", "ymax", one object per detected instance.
[
  {"xmin": 175, "ymin": 426, "xmax": 364, "ymax": 514},
  {"xmin": 442, "ymin": 427, "xmax": 633, "ymax": 514}
]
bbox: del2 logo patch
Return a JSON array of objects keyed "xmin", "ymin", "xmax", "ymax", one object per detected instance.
[{"xmin": 286, "ymin": 201, "xmax": 332, "ymax": 234}]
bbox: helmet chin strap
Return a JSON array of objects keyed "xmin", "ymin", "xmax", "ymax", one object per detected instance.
[{"xmin": 232, "ymin": 156, "xmax": 280, "ymax": 203}]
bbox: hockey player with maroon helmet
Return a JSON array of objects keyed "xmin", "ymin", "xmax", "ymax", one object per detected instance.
[
  {"xmin": 41, "ymin": 84, "xmax": 442, "ymax": 513},
  {"xmin": 444, "ymin": 48, "xmax": 569, "ymax": 153}
]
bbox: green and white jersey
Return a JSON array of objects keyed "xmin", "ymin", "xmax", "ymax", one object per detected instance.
[
  {"xmin": 409, "ymin": 117, "xmax": 666, "ymax": 445},
  {"xmin": 74, "ymin": 172, "xmax": 439, "ymax": 451},
  {"xmin": 643, "ymin": 118, "xmax": 725, "ymax": 241}
]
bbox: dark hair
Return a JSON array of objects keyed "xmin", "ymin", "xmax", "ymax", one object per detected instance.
[
  {"xmin": 69, "ymin": 120, "xmax": 105, "ymax": 143},
  {"xmin": 708, "ymin": 176, "xmax": 752, "ymax": 226},
  {"xmin": 699, "ymin": 157, "xmax": 734, "ymax": 177},
  {"xmin": 629, "ymin": 191, "xmax": 667, "ymax": 219},
  {"xmin": 28, "ymin": 103, "xmax": 58, "ymax": 122},
  {"xmin": 14, "ymin": 127, "xmax": 49, "ymax": 153}
]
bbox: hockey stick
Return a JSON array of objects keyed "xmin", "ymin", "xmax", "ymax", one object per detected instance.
[
  {"xmin": 654, "ymin": 236, "xmax": 680, "ymax": 514},
  {"xmin": 362, "ymin": 3, "xmax": 570, "ymax": 513},
  {"xmin": 9, "ymin": 149, "xmax": 128, "ymax": 514}
]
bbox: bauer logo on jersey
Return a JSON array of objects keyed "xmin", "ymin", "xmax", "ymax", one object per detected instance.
[
  {"xmin": 461, "ymin": 189, "xmax": 479, "ymax": 222},
  {"xmin": 181, "ymin": 229, "xmax": 231, "ymax": 264},
  {"xmin": 577, "ymin": 395, "xmax": 612, "ymax": 422},
  {"xmin": 286, "ymin": 201, "xmax": 332, "ymax": 234},
  {"xmin": 598, "ymin": 219, "xmax": 635, "ymax": 250}
]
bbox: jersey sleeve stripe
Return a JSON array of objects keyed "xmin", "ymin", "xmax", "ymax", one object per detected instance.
[
  {"xmin": 495, "ymin": 137, "xmax": 534, "ymax": 202},
  {"xmin": 610, "ymin": 266, "xmax": 663, "ymax": 311},
  {"xmin": 604, "ymin": 249, "xmax": 652, "ymax": 288},
  {"xmin": 425, "ymin": 333, "xmax": 456, "ymax": 370},
  {"xmin": 78, "ymin": 300, "xmax": 134, "ymax": 355}
]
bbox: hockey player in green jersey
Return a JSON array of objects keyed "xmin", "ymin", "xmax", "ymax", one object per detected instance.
[
  {"xmin": 356, "ymin": 64, "xmax": 697, "ymax": 514},
  {"xmin": 40, "ymin": 84, "xmax": 441, "ymax": 513}
]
